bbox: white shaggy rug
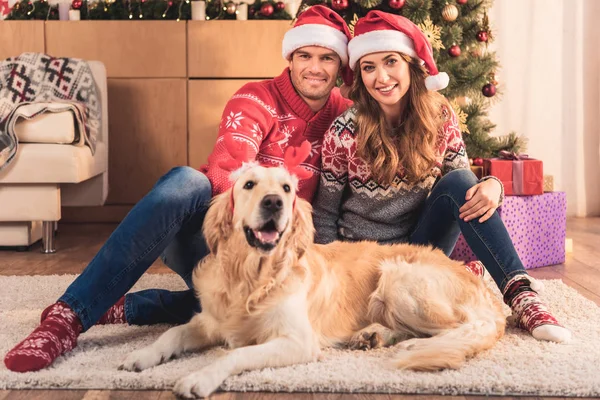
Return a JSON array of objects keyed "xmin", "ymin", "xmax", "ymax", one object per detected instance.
[{"xmin": 1, "ymin": 274, "xmax": 599, "ymax": 396}]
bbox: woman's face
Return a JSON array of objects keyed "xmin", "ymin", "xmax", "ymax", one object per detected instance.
[{"xmin": 359, "ymin": 52, "xmax": 411, "ymax": 117}]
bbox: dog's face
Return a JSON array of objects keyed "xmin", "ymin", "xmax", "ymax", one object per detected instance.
[
  {"xmin": 231, "ymin": 166, "xmax": 298, "ymax": 253},
  {"xmin": 203, "ymin": 165, "xmax": 314, "ymax": 259}
]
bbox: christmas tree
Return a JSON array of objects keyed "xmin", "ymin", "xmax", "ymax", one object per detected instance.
[{"xmin": 297, "ymin": 0, "xmax": 524, "ymax": 159}]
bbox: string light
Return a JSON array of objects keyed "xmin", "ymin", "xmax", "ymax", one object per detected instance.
[{"xmin": 26, "ymin": 0, "xmax": 34, "ymax": 15}]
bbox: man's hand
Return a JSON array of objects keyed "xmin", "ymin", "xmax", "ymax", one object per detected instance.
[{"xmin": 458, "ymin": 179, "xmax": 502, "ymax": 223}]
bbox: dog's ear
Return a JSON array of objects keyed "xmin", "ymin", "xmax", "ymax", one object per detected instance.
[
  {"xmin": 289, "ymin": 198, "xmax": 315, "ymax": 259},
  {"xmin": 203, "ymin": 190, "xmax": 233, "ymax": 255}
]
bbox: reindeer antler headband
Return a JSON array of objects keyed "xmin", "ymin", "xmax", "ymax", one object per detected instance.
[
  {"xmin": 218, "ymin": 133, "xmax": 313, "ymax": 180},
  {"xmin": 218, "ymin": 133, "xmax": 313, "ymax": 210}
]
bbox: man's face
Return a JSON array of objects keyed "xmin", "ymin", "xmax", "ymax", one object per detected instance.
[{"xmin": 289, "ymin": 46, "xmax": 341, "ymax": 102}]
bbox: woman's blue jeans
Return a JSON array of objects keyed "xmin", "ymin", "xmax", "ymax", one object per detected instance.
[
  {"xmin": 409, "ymin": 168, "xmax": 527, "ymax": 293},
  {"xmin": 58, "ymin": 166, "xmax": 211, "ymax": 331}
]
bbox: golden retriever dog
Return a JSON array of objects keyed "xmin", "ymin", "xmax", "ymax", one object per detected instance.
[{"xmin": 119, "ymin": 164, "xmax": 506, "ymax": 399}]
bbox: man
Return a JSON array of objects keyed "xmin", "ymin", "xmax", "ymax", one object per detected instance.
[{"xmin": 4, "ymin": 5, "xmax": 352, "ymax": 372}]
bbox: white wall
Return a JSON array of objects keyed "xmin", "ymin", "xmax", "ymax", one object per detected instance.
[{"xmin": 487, "ymin": 0, "xmax": 600, "ymax": 216}]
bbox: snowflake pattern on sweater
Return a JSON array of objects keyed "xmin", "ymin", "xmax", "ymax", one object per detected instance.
[
  {"xmin": 313, "ymin": 106, "xmax": 469, "ymax": 244},
  {"xmin": 199, "ymin": 69, "xmax": 350, "ymax": 201}
]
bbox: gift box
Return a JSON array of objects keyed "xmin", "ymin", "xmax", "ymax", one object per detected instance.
[
  {"xmin": 483, "ymin": 152, "xmax": 543, "ymax": 196},
  {"xmin": 450, "ymin": 192, "xmax": 567, "ymax": 269},
  {"xmin": 544, "ymin": 175, "xmax": 554, "ymax": 192},
  {"xmin": 470, "ymin": 165, "xmax": 483, "ymax": 179}
]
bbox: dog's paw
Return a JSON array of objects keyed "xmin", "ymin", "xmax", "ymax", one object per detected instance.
[
  {"xmin": 118, "ymin": 348, "xmax": 167, "ymax": 372},
  {"xmin": 348, "ymin": 331, "xmax": 383, "ymax": 351},
  {"xmin": 173, "ymin": 369, "xmax": 225, "ymax": 399}
]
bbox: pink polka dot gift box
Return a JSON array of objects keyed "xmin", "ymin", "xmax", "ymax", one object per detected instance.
[{"xmin": 450, "ymin": 192, "xmax": 567, "ymax": 269}]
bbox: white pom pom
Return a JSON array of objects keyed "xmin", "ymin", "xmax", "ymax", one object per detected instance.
[
  {"xmin": 530, "ymin": 277, "xmax": 545, "ymax": 292},
  {"xmin": 425, "ymin": 72, "xmax": 449, "ymax": 91}
]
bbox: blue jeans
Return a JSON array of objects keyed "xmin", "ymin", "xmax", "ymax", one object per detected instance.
[
  {"xmin": 409, "ymin": 169, "xmax": 527, "ymax": 292},
  {"xmin": 58, "ymin": 166, "xmax": 211, "ymax": 332}
]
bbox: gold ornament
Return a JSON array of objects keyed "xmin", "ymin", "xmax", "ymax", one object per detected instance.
[
  {"xmin": 418, "ymin": 17, "xmax": 444, "ymax": 50},
  {"xmin": 348, "ymin": 13, "xmax": 359, "ymax": 36},
  {"xmin": 225, "ymin": 1, "xmax": 237, "ymax": 14},
  {"xmin": 442, "ymin": 3, "xmax": 458, "ymax": 22},
  {"xmin": 490, "ymin": 73, "xmax": 499, "ymax": 86},
  {"xmin": 450, "ymin": 100, "xmax": 470, "ymax": 135}
]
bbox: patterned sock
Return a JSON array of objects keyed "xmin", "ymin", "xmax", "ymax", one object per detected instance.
[
  {"xmin": 464, "ymin": 260, "xmax": 485, "ymax": 279},
  {"xmin": 504, "ymin": 275, "xmax": 572, "ymax": 343},
  {"xmin": 4, "ymin": 302, "xmax": 82, "ymax": 372},
  {"xmin": 96, "ymin": 296, "xmax": 127, "ymax": 325}
]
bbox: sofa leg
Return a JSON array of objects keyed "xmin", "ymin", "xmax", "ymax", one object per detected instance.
[{"xmin": 41, "ymin": 221, "xmax": 57, "ymax": 254}]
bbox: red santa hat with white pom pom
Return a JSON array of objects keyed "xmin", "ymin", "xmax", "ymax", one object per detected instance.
[{"xmin": 347, "ymin": 10, "xmax": 449, "ymax": 91}]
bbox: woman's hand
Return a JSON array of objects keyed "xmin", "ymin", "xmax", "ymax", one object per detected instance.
[{"xmin": 459, "ymin": 179, "xmax": 502, "ymax": 223}]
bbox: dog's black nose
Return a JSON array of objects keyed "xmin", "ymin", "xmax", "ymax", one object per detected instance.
[{"xmin": 261, "ymin": 195, "xmax": 283, "ymax": 213}]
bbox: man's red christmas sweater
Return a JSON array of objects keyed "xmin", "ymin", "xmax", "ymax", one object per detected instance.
[{"xmin": 200, "ymin": 68, "xmax": 351, "ymax": 201}]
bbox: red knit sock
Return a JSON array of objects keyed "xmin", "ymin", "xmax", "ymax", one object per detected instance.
[
  {"xmin": 96, "ymin": 296, "xmax": 126, "ymax": 325},
  {"xmin": 464, "ymin": 260, "xmax": 485, "ymax": 278},
  {"xmin": 4, "ymin": 302, "xmax": 82, "ymax": 372},
  {"xmin": 504, "ymin": 275, "xmax": 572, "ymax": 343}
]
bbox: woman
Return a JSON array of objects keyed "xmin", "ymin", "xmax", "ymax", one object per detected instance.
[{"xmin": 313, "ymin": 10, "xmax": 571, "ymax": 343}]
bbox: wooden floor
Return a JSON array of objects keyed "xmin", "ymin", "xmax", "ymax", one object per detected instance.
[{"xmin": 1, "ymin": 218, "xmax": 599, "ymax": 399}]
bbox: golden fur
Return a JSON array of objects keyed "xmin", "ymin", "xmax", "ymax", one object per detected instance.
[
  {"xmin": 120, "ymin": 166, "xmax": 505, "ymax": 398},
  {"xmin": 350, "ymin": 53, "xmax": 448, "ymax": 185}
]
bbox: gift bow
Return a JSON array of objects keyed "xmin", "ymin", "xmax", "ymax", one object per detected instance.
[{"xmin": 498, "ymin": 150, "xmax": 531, "ymax": 160}]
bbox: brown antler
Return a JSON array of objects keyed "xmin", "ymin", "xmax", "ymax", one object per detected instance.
[{"xmin": 283, "ymin": 141, "xmax": 313, "ymax": 180}]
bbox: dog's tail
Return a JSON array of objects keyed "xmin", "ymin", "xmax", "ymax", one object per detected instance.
[{"xmin": 392, "ymin": 316, "xmax": 503, "ymax": 371}]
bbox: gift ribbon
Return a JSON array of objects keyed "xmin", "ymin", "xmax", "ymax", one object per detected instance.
[{"xmin": 498, "ymin": 150, "xmax": 531, "ymax": 161}]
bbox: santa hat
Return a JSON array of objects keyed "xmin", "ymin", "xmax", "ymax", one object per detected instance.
[
  {"xmin": 348, "ymin": 10, "xmax": 449, "ymax": 91},
  {"xmin": 282, "ymin": 5, "xmax": 351, "ymax": 66}
]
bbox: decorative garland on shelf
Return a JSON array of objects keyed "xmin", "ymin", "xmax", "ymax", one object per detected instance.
[{"xmin": 5, "ymin": 0, "xmax": 292, "ymax": 20}]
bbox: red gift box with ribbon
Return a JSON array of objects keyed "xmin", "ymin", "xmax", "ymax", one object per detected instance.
[{"xmin": 483, "ymin": 151, "xmax": 543, "ymax": 196}]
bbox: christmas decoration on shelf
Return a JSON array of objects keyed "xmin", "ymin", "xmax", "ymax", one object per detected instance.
[
  {"xmin": 259, "ymin": 1, "xmax": 272, "ymax": 15},
  {"xmin": 4, "ymin": 0, "xmax": 292, "ymax": 20},
  {"xmin": 294, "ymin": 0, "xmax": 524, "ymax": 157},
  {"xmin": 441, "ymin": 3, "xmax": 457, "ymax": 22},
  {"xmin": 225, "ymin": 1, "xmax": 236, "ymax": 14}
]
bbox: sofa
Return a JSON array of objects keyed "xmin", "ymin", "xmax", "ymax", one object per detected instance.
[{"xmin": 0, "ymin": 60, "xmax": 109, "ymax": 253}]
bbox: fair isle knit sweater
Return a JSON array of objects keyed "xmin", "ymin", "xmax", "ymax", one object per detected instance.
[
  {"xmin": 199, "ymin": 68, "xmax": 351, "ymax": 200},
  {"xmin": 312, "ymin": 106, "xmax": 469, "ymax": 244}
]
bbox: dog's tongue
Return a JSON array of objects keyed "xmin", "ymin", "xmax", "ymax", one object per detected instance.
[{"xmin": 255, "ymin": 230, "xmax": 279, "ymax": 243}]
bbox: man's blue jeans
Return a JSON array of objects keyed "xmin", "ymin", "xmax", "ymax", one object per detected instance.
[
  {"xmin": 58, "ymin": 166, "xmax": 211, "ymax": 331},
  {"xmin": 409, "ymin": 168, "xmax": 527, "ymax": 292}
]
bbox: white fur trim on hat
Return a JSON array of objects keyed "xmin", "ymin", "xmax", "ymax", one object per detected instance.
[
  {"xmin": 348, "ymin": 30, "xmax": 418, "ymax": 70},
  {"xmin": 425, "ymin": 72, "xmax": 449, "ymax": 91},
  {"xmin": 282, "ymin": 23, "xmax": 349, "ymax": 66}
]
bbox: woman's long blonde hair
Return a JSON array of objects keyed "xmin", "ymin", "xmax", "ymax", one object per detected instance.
[{"xmin": 349, "ymin": 53, "xmax": 448, "ymax": 185}]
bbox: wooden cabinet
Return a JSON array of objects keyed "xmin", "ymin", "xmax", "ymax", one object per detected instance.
[
  {"xmin": 45, "ymin": 21, "xmax": 187, "ymax": 78},
  {"xmin": 188, "ymin": 21, "xmax": 290, "ymax": 78},
  {"xmin": 0, "ymin": 22, "xmax": 45, "ymax": 61},
  {"xmin": 106, "ymin": 79, "xmax": 188, "ymax": 204}
]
